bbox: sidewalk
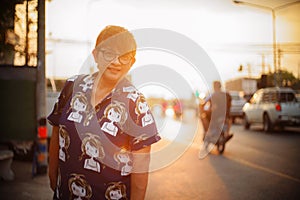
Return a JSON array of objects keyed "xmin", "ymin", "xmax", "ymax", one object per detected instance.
[
  {"xmin": 0, "ymin": 140, "xmax": 201, "ymax": 200},
  {"xmin": 0, "ymin": 160, "xmax": 53, "ymax": 200},
  {"xmin": 0, "ymin": 143, "xmax": 201, "ymax": 200},
  {"xmin": 0, "ymin": 111, "xmax": 202, "ymax": 200}
]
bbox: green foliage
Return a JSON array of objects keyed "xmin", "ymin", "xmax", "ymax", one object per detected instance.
[{"xmin": 265, "ymin": 69, "xmax": 299, "ymax": 89}]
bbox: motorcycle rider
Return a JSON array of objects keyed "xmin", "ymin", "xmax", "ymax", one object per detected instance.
[{"xmin": 200, "ymin": 81, "xmax": 233, "ymax": 142}]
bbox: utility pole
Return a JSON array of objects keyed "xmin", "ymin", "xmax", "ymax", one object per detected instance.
[
  {"xmin": 37, "ymin": 0, "xmax": 46, "ymax": 125},
  {"xmin": 298, "ymin": 62, "xmax": 300, "ymax": 80},
  {"xmin": 36, "ymin": 0, "xmax": 47, "ymax": 174},
  {"xmin": 233, "ymin": 0, "xmax": 300, "ymax": 87},
  {"xmin": 261, "ymin": 54, "xmax": 265, "ymax": 74}
]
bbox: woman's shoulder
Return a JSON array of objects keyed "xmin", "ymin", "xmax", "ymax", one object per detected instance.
[
  {"xmin": 117, "ymin": 78, "xmax": 140, "ymax": 94},
  {"xmin": 66, "ymin": 74, "xmax": 92, "ymax": 82}
]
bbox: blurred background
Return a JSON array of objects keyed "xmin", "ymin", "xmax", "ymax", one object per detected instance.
[
  {"xmin": 0, "ymin": 1, "xmax": 300, "ymax": 199},
  {"xmin": 0, "ymin": 0, "xmax": 300, "ymax": 150}
]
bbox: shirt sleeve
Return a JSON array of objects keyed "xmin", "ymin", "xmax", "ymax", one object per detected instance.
[
  {"xmin": 124, "ymin": 94, "xmax": 161, "ymax": 151},
  {"xmin": 47, "ymin": 79, "xmax": 74, "ymax": 126}
]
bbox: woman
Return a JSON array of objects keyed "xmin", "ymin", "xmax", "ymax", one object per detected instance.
[{"xmin": 48, "ymin": 25, "xmax": 161, "ymax": 200}]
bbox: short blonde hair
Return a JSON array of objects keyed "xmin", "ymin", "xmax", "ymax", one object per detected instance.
[{"xmin": 95, "ymin": 25, "xmax": 137, "ymax": 56}]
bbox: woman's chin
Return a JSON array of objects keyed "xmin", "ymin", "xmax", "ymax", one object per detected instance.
[{"xmin": 103, "ymin": 72, "xmax": 122, "ymax": 82}]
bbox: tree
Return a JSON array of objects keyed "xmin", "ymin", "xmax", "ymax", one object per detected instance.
[
  {"xmin": 279, "ymin": 70, "xmax": 297, "ymax": 87},
  {"xmin": 265, "ymin": 69, "xmax": 299, "ymax": 89},
  {"xmin": 0, "ymin": 0, "xmax": 37, "ymax": 66},
  {"xmin": 0, "ymin": 0, "xmax": 18, "ymax": 65}
]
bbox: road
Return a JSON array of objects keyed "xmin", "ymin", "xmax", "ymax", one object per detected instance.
[
  {"xmin": 145, "ymin": 110, "xmax": 300, "ymax": 200},
  {"xmin": 1, "ymin": 109, "xmax": 300, "ymax": 199}
]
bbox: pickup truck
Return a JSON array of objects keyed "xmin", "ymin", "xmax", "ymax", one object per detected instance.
[{"xmin": 242, "ymin": 87, "xmax": 300, "ymax": 132}]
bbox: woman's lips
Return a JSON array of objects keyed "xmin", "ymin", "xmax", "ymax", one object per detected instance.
[{"xmin": 107, "ymin": 66, "xmax": 121, "ymax": 73}]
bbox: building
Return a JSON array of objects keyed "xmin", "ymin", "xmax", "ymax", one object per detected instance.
[{"xmin": 225, "ymin": 77, "xmax": 258, "ymax": 100}]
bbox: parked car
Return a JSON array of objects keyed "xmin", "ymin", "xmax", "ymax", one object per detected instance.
[
  {"xmin": 242, "ymin": 87, "xmax": 300, "ymax": 132},
  {"xmin": 229, "ymin": 91, "xmax": 246, "ymax": 123},
  {"xmin": 296, "ymin": 93, "xmax": 300, "ymax": 102}
]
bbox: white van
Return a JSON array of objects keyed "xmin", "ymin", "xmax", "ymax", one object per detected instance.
[{"xmin": 242, "ymin": 87, "xmax": 300, "ymax": 132}]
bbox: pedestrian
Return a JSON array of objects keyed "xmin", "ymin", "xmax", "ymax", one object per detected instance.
[{"xmin": 47, "ymin": 25, "xmax": 161, "ymax": 200}]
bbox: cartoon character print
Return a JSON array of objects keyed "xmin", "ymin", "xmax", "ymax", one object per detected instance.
[
  {"xmin": 67, "ymin": 75, "xmax": 79, "ymax": 82},
  {"xmin": 58, "ymin": 125, "xmax": 70, "ymax": 162},
  {"xmin": 67, "ymin": 92, "xmax": 88, "ymax": 123},
  {"xmin": 67, "ymin": 92, "xmax": 93, "ymax": 126},
  {"xmin": 114, "ymin": 148, "xmax": 132, "ymax": 176},
  {"xmin": 68, "ymin": 174, "xmax": 92, "ymax": 200},
  {"xmin": 100, "ymin": 101, "xmax": 128, "ymax": 137},
  {"xmin": 132, "ymin": 134, "xmax": 150, "ymax": 145},
  {"xmin": 52, "ymin": 75, "xmax": 78, "ymax": 116},
  {"xmin": 55, "ymin": 168, "xmax": 61, "ymax": 199},
  {"xmin": 105, "ymin": 182, "xmax": 127, "ymax": 200},
  {"xmin": 123, "ymin": 86, "xmax": 140, "ymax": 102},
  {"xmin": 79, "ymin": 133, "xmax": 105, "ymax": 173},
  {"xmin": 79, "ymin": 75, "xmax": 94, "ymax": 92},
  {"xmin": 135, "ymin": 95, "xmax": 154, "ymax": 127}
]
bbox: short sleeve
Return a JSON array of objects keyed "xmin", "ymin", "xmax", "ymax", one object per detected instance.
[
  {"xmin": 124, "ymin": 93, "xmax": 161, "ymax": 151},
  {"xmin": 47, "ymin": 79, "xmax": 74, "ymax": 126}
]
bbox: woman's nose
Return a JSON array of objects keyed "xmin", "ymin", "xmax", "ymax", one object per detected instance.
[{"xmin": 111, "ymin": 56, "xmax": 121, "ymax": 65}]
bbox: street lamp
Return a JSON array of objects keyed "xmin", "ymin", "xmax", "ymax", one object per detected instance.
[{"xmin": 233, "ymin": 0, "xmax": 300, "ymax": 87}]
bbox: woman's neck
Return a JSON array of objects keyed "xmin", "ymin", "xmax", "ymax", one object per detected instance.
[
  {"xmin": 91, "ymin": 76, "xmax": 117, "ymax": 107},
  {"xmin": 96, "ymin": 75, "xmax": 118, "ymax": 91}
]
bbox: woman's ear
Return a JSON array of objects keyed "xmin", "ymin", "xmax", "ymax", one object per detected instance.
[
  {"xmin": 130, "ymin": 57, "xmax": 136, "ymax": 66},
  {"xmin": 92, "ymin": 49, "xmax": 98, "ymax": 63}
]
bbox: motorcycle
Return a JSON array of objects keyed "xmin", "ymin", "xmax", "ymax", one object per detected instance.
[
  {"xmin": 199, "ymin": 101, "xmax": 231, "ymax": 155},
  {"xmin": 202, "ymin": 119, "xmax": 228, "ymax": 154}
]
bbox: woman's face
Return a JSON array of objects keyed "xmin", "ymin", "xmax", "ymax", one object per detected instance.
[{"xmin": 93, "ymin": 36, "xmax": 135, "ymax": 83}]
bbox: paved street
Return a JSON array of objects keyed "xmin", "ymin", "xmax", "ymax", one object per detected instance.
[
  {"xmin": 146, "ymin": 111, "xmax": 300, "ymax": 199},
  {"xmin": 1, "ymin": 110, "xmax": 300, "ymax": 199}
]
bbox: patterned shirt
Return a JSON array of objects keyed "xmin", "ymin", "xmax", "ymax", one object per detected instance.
[{"xmin": 47, "ymin": 73, "xmax": 161, "ymax": 200}]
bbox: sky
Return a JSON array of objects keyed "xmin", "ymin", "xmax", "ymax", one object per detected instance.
[{"xmin": 45, "ymin": 0, "xmax": 300, "ymax": 98}]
